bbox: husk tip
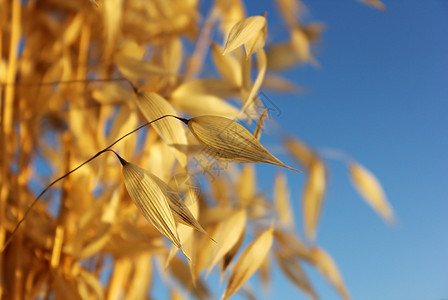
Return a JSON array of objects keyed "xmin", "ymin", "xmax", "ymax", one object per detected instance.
[
  {"xmin": 117, "ymin": 154, "xmax": 128, "ymax": 166},
  {"xmin": 286, "ymin": 165, "xmax": 302, "ymax": 173}
]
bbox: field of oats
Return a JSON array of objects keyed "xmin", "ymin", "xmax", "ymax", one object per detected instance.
[{"xmin": 0, "ymin": 0, "xmax": 398, "ymax": 299}]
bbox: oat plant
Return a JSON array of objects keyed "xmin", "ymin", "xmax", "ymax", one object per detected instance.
[{"xmin": 0, "ymin": 0, "xmax": 391, "ymax": 299}]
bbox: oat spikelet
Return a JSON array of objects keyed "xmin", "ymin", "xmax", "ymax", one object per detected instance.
[
  {"xmin": 241, "ymin": 49, "xmax": 267, "ymax": 112},
  {"xmin": 303, "ymin": 160, "xmax": 326, "ymax": 241},
  {"xmin": 211, "ymin": 43, "xmax": 242, "ymax": 87},
  {"xmin": 206, "ymin": 209, "xmax": 246, "ymax": 275},
  {"xmin": 253, "ymin": 109, "xmax": 268, "ymax": 140},
  {"xmin": 349, "ymin": 161, "xmax": 394, "ymax": 223},
  {"xmin": 170, "ymin": 79, "xmax": 240, "ymax": 119},
  {"xmin": 274, "ymin": 172, "xmax": 294, "ymax": 227},
  {"xmin": 222, "ymin": 227, "xmax": 274, "ymax": 300},
  {"xmin": 135, "ymin": 91, "xmax": 188, "ymax": 166},
  {"xmin": 185, "ymin": 115, "xmax": 298, "ymax": 171},
  {"xmin": 311, "ymin": 247, "xmax": 351, "ymax": 300},
  {"xmin": 149, "ymin": 173, "xmax": 213, "ymax": 240},
  {"xmin": 223, "ymin": 15, "xmax": 267, "ymax": 56},
  {"xmin": 276, "ymin": 252, "xmax": 318, "ymax": 300},
  {"xmin": 285, "ymin": 137, "xmax": 318, "ymax": 170},
  {"xmin": 121, "ymin": 160, "xmax": 190, "ymax": 260}
]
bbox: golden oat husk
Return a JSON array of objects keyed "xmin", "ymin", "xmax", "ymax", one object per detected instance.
[
  {"xmin": 186, "ymin": 115, "xmax": 298, "ymax": 171},
  {"xmin": 211, "ymin": 43, "xmax": 242, "ymax": 87},
  {"xmin": 241, "ymin": 49, "xmax": 267, "ymax": 113},
  {"xmin": 253, "ymin": 108, "xmax": 268, "ymax": 140},
  {"xmin": 171, "ymin": 289, "xmax": 186, "ymax": 300},
  {"xmin": 310, "ymin": 247, "xmax": 351, "ymax": 300},
  {"xmin": 91, "ymin": 83, "xmax": 133, "ymax": 105},
  {"xmin": 193, "ymin": 224, "xmax": 219, "ymax": 279},
  {"xmin": 222, "ymin": 226, "xmax": 246, "ymax": 274},
  {"xmin": 262, "ymin": 74, "xmax": 301, "ymax": 93},
  {"xmin": 125, "ymin": 254, "xmax": 153, "ymax": 300},
  {"xmin": 275, "ymin": 0, "xmax": 305, "ymax": 28},
  {"xmin": 205, "ymin": 209, "xmax": 246, "ymax": 275},
  {"xmin": 215, "ymin": 0, "xmax": 245, "ymax": 35},
  {"xmin": 236, "ymin": 165, "xmax": 256, "ymax": 206},
  {"xmin": 121, "ymin": 161, "xmax": 190, "ymax": 260},
  {"xmin": 222, "ymin": 226, "xmax": 274, "ymax": 300},
  {"xmin": 274, "ymin": 229, "xmax": 311, "ymax": 261},
  {"xmin": 274, "ymin": 172, "xmax": 294, "ymax": 227},
  {"xmin": 291, "ymin": 28, "xmax": 313, "ymax": 63},
  {"xmin": 303, "ymin": 160, "xmax": 326, "ymax": 241},
  {"xmin": 149, "ymin": 173, "xmax": 212, "ymax": 240},
  {"xmin": 173, "ymin": 94, "xmax": 242, "ymax": 119},
  {"xmin": 114, "ymin": 43, "xmax": 174, "ymax": 79},
  {"xmin": 166, "ymin": 191, "xmax": 199, "ymax": 270},
  {"xmin": 169, "ymin": 257, "xmax": 211, "ymax": 300},
  {"xmin": 276, "ymin": 252, "xmax": 318, "ymax": 300},
  {"xmin": 259, "ymin": 252, "xmax": 271, "ymax": 288},
  {"xmin": 171, "ymin": 78, "xmax": 239, "ymax": 100},
  {"xmin": 349, "ymin": 161, "xmax": 394, "ymax": 223},
  {"xmin": 285, "ymin": 136, "xmax": 318, "ymax": 170},
  {"xmin": 242, "ymin": 17, "xmax": 267, "ymax": 57},
  {"xmin": 107, "ymin": 258, "xmax": 132, "ymax": 300},
  {"xmin": 135, "ymin": 91, "xmax": 188, "ymax": 167},
  {"xmin": 170, "ymin": 79, "xmax": 241, "ymax": 118},
  {"xmin": 266, "ymin": 42, "xmax": 303, "ymax": 70},
  {"xmin": 223, "ymin": 15, "xmax": 267, "ymax": 56}
]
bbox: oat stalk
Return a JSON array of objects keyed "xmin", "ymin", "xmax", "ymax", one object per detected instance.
[{"xmin": 1, "ymin": 114, "xmax": 183, "ymax": 252}]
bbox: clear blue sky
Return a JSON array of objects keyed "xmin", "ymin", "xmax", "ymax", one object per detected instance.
[{"xmin": 231, "ymin": 1, "xmax": 448, "ymax": 300}]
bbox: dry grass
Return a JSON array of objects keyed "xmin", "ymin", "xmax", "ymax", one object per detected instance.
[{"xmin": 0, "ymin": 0, "xmax": 389, "ymax": 299}]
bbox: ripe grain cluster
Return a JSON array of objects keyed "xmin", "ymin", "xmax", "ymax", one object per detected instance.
[{"xmin": 0, "ymin": 0, "xmax": 389, "ymax": 299}]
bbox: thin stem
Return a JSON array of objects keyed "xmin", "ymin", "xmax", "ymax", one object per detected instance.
[
  {"xmin": 1, "ymin": 114, "xmax": 189, "ymax": 252},
  {"xmin": 104, "ymin": 149, "xmax": 127, "ymax": 166},
  {"xmin": 103, "ymin": 114, "xmax": 187, "ymax": 150}
]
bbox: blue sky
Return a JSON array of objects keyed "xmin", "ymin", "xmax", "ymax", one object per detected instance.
[{"xmin": 230, "ymin": 0, "xmax": 448, "ymax": 300}]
